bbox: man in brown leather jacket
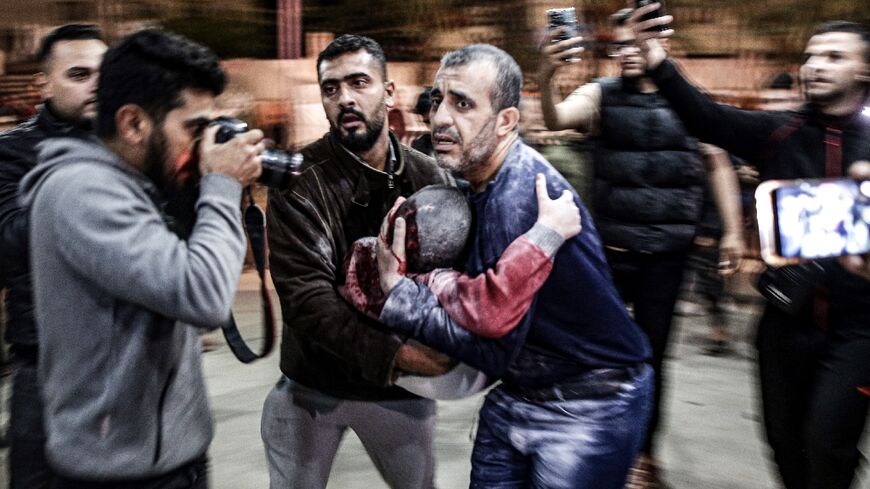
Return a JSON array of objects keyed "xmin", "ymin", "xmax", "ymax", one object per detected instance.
[{"xmin": 261, "ymin": 35, "xmax": 452, "ymax": 489}]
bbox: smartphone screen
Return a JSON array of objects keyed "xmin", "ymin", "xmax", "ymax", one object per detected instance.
[
  {"xmin": 547, "ymin": 8, "xmax": 579, "ymax": 43},
  {"xmin": 771, "ymin": 179, "xmax": 870, "ymax": 260},
  {"xmin": 546, "ymin": 8, "xmax": 584, "ymax": 62}
]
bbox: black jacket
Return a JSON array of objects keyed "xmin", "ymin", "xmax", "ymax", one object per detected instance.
[
  {"xmin": 650, "ymin": 60, "xmax": 870, "ymax": 332},
  {"xmin": 0, "ymin": 104, "xmax": 92, "ymax": 350},
  {"xmin": 593, "ymin": 77, "xmax": 704, "ymax": 254},
  {"xmin": 267, "ymin": 132, "xmax": 452, "ymax": 400}
]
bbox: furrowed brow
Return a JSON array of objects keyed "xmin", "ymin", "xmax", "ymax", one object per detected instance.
[
  {"xmin": 448, "ymin": 89, "xmax": 473, "ymax": 104},
  {"xmin": 343, "ymin": 72, "xmax": 370, "ymax": 81}
]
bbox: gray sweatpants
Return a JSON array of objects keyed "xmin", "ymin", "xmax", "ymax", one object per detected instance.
[{"xmin": 261, "ymin": 377, "xmax": 437, "ymax": 489}]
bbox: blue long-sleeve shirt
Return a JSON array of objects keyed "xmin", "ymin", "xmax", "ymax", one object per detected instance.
[{"xmin": 380, "ymin": 141, "xmax": 650, "ymax": 388}]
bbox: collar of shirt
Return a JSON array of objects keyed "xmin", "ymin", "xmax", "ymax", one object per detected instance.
[{"xmin": 339, "ymin": 138, "xmax": 397, "ymax": 175}]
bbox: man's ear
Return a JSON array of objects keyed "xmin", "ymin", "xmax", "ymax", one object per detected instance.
[
  {"xmin": 384, "ymin": 80, "xmax": 397, "ymax": 109},
  {"xmin": 114, "ymin": 104, "xmax": 152, "ymax": 146},
  {"xmin": 495, "ymin": 107, "xmax": 520, "ymax": 137},
  {"xmin": 33, "ymin": 72, "xmax": 50, "ymax": 101}
]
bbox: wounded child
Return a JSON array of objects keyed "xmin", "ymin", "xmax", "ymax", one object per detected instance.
[{"xmin": 338, "ymin": 175, "xmax": 580, "ymax": 398}]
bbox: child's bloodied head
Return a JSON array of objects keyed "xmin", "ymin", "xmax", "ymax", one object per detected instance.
[{"xmin": 388, "ymin": 185, "xmax": 472, "ymax": 272}]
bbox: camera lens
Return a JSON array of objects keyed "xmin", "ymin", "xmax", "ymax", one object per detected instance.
[
  {"xmin": 259, "ymin": 150, "xmax": 303, "ymax": 189},
  {"xmin": 210, "ymin": 116, "xmax": 302, "ymax": 189}
]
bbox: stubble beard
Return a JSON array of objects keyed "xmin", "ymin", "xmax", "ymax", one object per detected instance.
[
  {"xmin": 434, "ymin": 116, "xmax": 498, "ymax": 176},
  {"xmin": 330, "ymin": 97, "xmax": 387, "ymax": 152},
  {"xmin": 805, "ymin": 83, "xmax": 843, "ymax": 105},
  {"xmin": 48, "ymin": 98, "xmax": 95, "ymax": 130},
  {"xmin": 143, "ymin": 127, "xmax": 170, "ymax": 191},
  {"xmin": 145, "ymin": 127, "xmax": 200, "ymax": 238}
]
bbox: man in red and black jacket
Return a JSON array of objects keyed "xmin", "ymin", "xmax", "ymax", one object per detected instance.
[{"xmin": 632, "ymin": 9, "xmax": 870, "ymax": 489}]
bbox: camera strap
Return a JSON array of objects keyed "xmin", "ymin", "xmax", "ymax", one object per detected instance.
[{"xmin": 221, "ymin": 188, "xmax": 277, "ymax": 363}]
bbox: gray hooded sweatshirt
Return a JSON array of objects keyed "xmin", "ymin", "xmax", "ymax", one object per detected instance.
[{"xmin": 20, "ymin": 137, "xmax": 246, "ymax": 480}]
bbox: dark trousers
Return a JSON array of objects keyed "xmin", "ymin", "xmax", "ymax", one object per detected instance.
[
  {"xmin": 9, "ymin": 358, "xmax": 54, "ymax": 489},
  {"xmin": 53, "ymin": 456, "xmax": 209, "ymax": 489},
  {"xmin": 756, "ymin": 305, "xmax": 870, "ymax": 489},
  {"xmin": 605, "ymin": 249, "xmax": 687, "ymax": 455}
]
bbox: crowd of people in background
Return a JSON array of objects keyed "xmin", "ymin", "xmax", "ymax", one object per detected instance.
[{"xmin": 0, "ymin": 4, "xmax": 869, "ymax": 489}]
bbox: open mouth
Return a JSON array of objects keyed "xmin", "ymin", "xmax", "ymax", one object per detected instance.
[
  {"xmin": 806, "ymin": 77, "xmax": 831, "ymax": 87},
  {"xmin": 340, "ymin": 112, "xmax": 364, "ymax": 130},
  {"xmin": 432, "ymin": 132, "xmax": 457, "ymax": 152}
]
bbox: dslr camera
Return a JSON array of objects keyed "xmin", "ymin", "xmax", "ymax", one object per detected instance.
[{"xmin": 210, "ymin": 116, "xmax": 302, "ymax": 189}]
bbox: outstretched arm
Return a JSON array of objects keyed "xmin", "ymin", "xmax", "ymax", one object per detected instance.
[
  {"xmin": 628, "ymin": 3, "xmax": 782, "ymax": 162},
  {"xmin": 538, "ymin": 28, "xmax": 600, "ymax": 133}
]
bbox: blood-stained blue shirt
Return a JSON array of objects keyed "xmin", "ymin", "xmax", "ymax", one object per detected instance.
[{"xmin": 381, "ymin": 140, "xmax": 651, "ymax": 387}]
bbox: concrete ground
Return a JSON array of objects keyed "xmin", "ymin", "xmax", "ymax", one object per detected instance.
[{"xmin": 2, "ymin": 271, "xmax": 868, "ymax": 488}]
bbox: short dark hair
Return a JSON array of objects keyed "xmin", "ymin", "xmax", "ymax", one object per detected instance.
[
  {"xmin": 811, "ymin": 21, "xmax": 870, "ymax": 64},
  {"xmin": 316, "ymin": 34, "xmax": 387, "ymax": 81},
  {"xmin": 96, "ymin": 29, "xmax": 226, "ymax": 139},
  {"xmin": 36, "ymin": 24, "xmax": 104, "ymax": 68},
  {"xmin": 439, "ymin": 44, "xmax": 522, "ymax": 112},
  {"xmin": 414, "ymin": 87, "xmax": 432, "ymax": 116}
]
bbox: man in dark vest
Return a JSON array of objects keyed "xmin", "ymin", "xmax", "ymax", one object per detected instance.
[{"xmin": 538, "ymin": 9, "xmax": 743, "ymax": 487}]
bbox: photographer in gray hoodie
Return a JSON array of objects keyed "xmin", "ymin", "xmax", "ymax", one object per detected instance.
[{"xmin": 19, "ymin": 29, "xmax": 264, "ymax": 488}]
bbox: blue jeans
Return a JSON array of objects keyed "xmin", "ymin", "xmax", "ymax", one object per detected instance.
[{"xmin": 470, "ymin": 365, "xmax": 653, "ymax": 489}]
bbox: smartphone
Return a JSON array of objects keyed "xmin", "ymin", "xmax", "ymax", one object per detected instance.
[
  {"xmin": 635, "ymin": 0, "xmax": 667, "ymax": 31},
  {"xmin": 547, "ymin": 8, "xmax": 579, "ymax": 43},
  {"xmin": 756, "ymin": 178, "xmax": 870, "ymax": 266},
  {"xmin": 546, "ymin": 7, "xmax": 582, "ymax": 61}
]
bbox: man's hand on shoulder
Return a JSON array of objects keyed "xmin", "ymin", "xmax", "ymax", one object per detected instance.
[
  {"xmin": 199, "ymin": 125, "xmax": 265, "ymax": 187},
  {"xmin": 535, "ymin": 173, "xmax": 581, "ymax": 240}
]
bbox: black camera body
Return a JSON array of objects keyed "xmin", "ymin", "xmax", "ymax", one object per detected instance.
[{"xmin": 211, "ymin": 116, "xmax": 302, "ymax": 189}]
